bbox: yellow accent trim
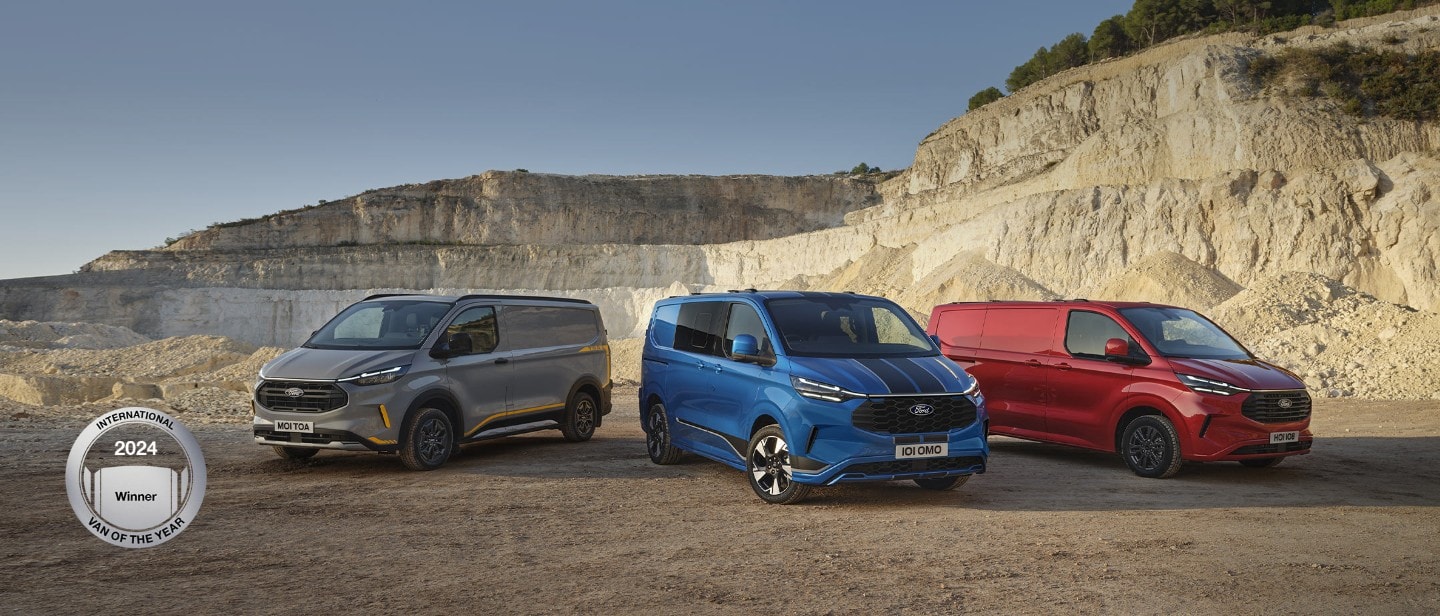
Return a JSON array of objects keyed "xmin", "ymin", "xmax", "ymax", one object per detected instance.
[
  {"xmin": 378, "ymin": 404, "xmax": 391, "ymax": 429},
  {"xmin": 464, "ymin": 402, "xmax": 567, "ymax": 437},
  {"xmin": 367, "ymin": 437, "xmax": 398, "ymax": 445},
  {"xmin": 580, "ymin": 343, "xmax": 612, "ymax": 384}
]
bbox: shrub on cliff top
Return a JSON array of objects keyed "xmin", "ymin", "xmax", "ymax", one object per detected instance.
[
  {"xmin": 968, "ymin": 87, "xmax": 1004, "ymax": 111},
  {"xmin": 1249, "ymin": 42, "xmax": 1440, "ymax": 121}
]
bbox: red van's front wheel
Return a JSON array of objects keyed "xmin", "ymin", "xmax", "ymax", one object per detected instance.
[{"xmin": 1121, "ymin": 415, "xmax": 1184, "ymax": 478}]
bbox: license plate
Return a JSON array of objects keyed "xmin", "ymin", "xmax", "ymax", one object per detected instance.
[
  {"xmin": 274, "ymin": 420, "xmax": 314, "ymax": 433},
  {"xmin": 1269, "ymin": 431, "xmax": 1299, "ymax": 444},
  {"xmin": 895, "ymin": 442, "xmax": 948, "ymax": 459}
]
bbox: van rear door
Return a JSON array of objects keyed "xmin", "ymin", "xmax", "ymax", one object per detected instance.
[
  {"xmin": 973, "ymin": 307, "xmax": 1062, "ymax": 434},
  {"xmin": 501, "ymin": 305, "xmax": 601, "ymax": 419}
]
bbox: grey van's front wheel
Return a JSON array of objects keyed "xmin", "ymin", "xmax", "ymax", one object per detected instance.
[
  {"xmin": 1121, "ymin": 415, "xmax": 1183, "ymax": 478},
  {"xmin": 645, "ymin": 403, "xmax": 682, "ymax": 465},
  {"xmin": 561, "ymin": 391, "xmax": 598, "ymax": 442},
  {"xmin": 747, "ymin": 425, "xmax": 812, "ymax": 505},
  {"xmin": 400, "ymin": 407, "xmax": 454, "ymax": 471}
]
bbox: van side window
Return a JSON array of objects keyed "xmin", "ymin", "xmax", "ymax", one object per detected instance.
[
  {"xmin": 501, "ymin": 306, "xmax": 600, "ymax": 349},
  {"xmin": 937, "ymin": 309, "xmax": 985, "ymax": 347},
  {"xmin": 1064, "ymin": 310, "xmax": 1140, "ymax": 359},
  {"xmin": 978, "ymin": 308, "xmax": 1058, "ymax": 354},
  {"xmin": 675, "ymin": 301, "xmax": 724, "ymax": 356},
  {"xmin": 446, "ymin": 306, "xmax": 499, "ymax": 355},
  {"xmin": 723, "ymin": 303, "xmax": 774, "ymax": 360}
]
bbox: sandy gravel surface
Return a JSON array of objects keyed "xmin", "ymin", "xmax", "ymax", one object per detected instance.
[{"xmin": 3, "ymin": 389, "xmax": 1437, "ymax": 615}]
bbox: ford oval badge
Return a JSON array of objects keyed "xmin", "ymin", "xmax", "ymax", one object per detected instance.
[{"xmin": 910, "ymin": 404, "xmax": 934, "ymax": 416}]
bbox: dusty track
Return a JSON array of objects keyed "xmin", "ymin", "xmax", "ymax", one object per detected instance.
[{"xmin": 3, "ymin": 390, "xmax": 1438, "ymax": 614}]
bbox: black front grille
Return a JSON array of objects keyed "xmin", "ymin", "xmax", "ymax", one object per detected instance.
[
  {"xmin": 1231, "ymin": 441, "xmax": 1312, "ymax": 456},
  {"xmin": 257, "ymin": 380, "xmax": 348, "ymax": 412},
  {"xmin": 1242, "ymin": 390, "xmax": 1312, "ymax": 423},
  {"xmin": 842, "ymin": 456, "xmax": 984, "ymax": 476},
  {"xmin": 852, "ymin": 396, "xmax": 977, "ymax": 434}
]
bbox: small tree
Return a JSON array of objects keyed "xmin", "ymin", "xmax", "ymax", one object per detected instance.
[
  {"xmin": 1090, "ymin": 15, "xmax": 1134, "ymax": 60},
  {"xmin": 968, "ymin": 86, "xmax": 1004, "ymax": 110},
  {"xmin": 850, "ymin": 162, "xmax": 872, "ymax": 175}
]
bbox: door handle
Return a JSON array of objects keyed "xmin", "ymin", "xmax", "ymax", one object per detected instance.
[
  {"xmin": 714, "ymin": 364, "xmax": 723, "ymax": 373},
  {"xmin": 494, "ymin": 358, "xmax": 510, "ymax": 365},
  {"xmin": 1025, "ymin": 359, "xmax": 1043, "ymax": 367},
  {"xmin": 1053, "ymin": 362, "xmax": 1072, "ymax": 371}
]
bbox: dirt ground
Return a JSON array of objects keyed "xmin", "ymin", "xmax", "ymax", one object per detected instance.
[{"xmin": 2, "ymin": 389, "xmax": 1437, "ymax": 615}]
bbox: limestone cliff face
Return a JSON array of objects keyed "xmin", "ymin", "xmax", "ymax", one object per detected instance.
[
  {"xmin": 168, "ymin": 172, "xmax": 880, "ymax": 250},
  {"xmin": 863, "ymin": 9, "xmax": 1440, "ymax": 313}
]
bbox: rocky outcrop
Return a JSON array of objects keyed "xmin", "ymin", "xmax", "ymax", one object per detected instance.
[{"xmin": 167, "ymin": 172, "xmax": 881, "ymax": 250}]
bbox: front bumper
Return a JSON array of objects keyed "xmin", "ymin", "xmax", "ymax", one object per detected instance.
[
  {"xmin": 1174, "ymin": 390, "xmax": 1314, "ymax": 461},
  {"xmin": 253, "ymin": 380, "xmax": 406, "ymax": 452},
  {"xmin": 787, "ymin": 394, "xmax": 990, "ymax": 485}
]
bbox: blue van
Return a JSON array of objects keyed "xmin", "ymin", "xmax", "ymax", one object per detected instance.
[{"xmin": 640, "ymin": 290, "xmax": 988, "ymax": 504}]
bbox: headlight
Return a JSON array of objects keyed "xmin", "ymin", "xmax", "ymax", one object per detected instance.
[
  {"xmin": 338, "ymin": 365, "xmax": 410, "ymax": 386},
  {"xmin": 961, "ymin": 375, "xmax": 980, "ymax": 396},
  {"xmin": 1176, "ymin": 373, "xmax": 1248, "ymax": 396},
  {"xmin": 791, "ymin": 376, "xmax": 863, "ymax": 403}
]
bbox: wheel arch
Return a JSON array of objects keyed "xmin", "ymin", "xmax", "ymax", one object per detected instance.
[
  {"xmin": 1111, "ymin": 404, "xmax": 1182, "ymax": 454},
  {"xmin": 406, "ymin": 388, "xmax": 463, "ymax": 436},
  {"xmin": 566, "ymin": 375, "xmax": 606, "ymax": 425}
]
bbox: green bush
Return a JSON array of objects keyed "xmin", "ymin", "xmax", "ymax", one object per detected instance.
[{"xmin": 968, "ymin": 87, "xmax": 1004, "ymax": 110}]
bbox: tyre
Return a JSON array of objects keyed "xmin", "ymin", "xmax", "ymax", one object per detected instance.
[
  {"xmin": 399, "ymin": 407, "xmax": 455, "ymax": 471},
  {"xmin": 560, "ymin": 391, "xmax": 598, "ymax": 442},
  {"xmin": 913, "ymin": 474, "xmax": 970, "ymax": 491},
  {"xmin": 746, "ymin": 425, "xmax": 812, "ymax": 505},
  {"xmin": 644, "ymin": 403, "xmax": 682, "ymax": 465},
  {"xmin": 272, "ymin": 446, "xmax": 318, "ymax": 460},
  {"xmin": 1120, "ymin": 415, "xmax": 1184, "ymax": 478},
  {"xmin": 1240, "ymin": 456, "xmax": 1284, "ymax": 468}
]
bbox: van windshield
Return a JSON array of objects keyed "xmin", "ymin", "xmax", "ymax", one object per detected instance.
[
  {"xmin": 766, "ymin": 297, "xmax": 936, "ymax": 358},
  {"xmin": 305, "ymin": 300, "xmax": 453, "ymax": 350},
  {"xmin": 1119, "ymin": 307, "xmax": 1251, "ymax": 360}
]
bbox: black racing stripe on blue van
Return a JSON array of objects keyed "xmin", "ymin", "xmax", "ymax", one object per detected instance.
[
  {"xmin": 855, "ymin": 358, "xmax": 921, "ymax": 394},
  {"xmin": 887, "ymin": 358, "xmax": 945, "ymax": 392},
  {"xmin": 828, "ymin": 359, "xmax": 876, "ymax": 389}
]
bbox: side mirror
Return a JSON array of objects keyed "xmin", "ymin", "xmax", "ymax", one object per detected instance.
[
  {"xmin": 928, "ymin": 333, "xmax": 942, "ymax": 348},
  {"xmin": 430, "ymin": 333, "xmax": 472, "ymax": 359},
  {"xmin": 1104, "ymin": 338, "xmax": 1148, "ymax": 365},
  {"xmin": 730, "ymin": 334, "xmax": 775, "ymax": 366},
  {"xmin": 732, "ymin": 334, "xmax": 759, "ymax": 357}
]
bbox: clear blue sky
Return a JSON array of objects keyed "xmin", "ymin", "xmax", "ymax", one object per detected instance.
[{"xmin": 0, "ymin": 0, "xmax": 1132, "ymax": 279}]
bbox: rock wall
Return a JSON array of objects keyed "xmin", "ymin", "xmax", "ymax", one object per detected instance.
[{"xmin": 167, "ymin": 172, "xmax": 881, "ymax": 250}]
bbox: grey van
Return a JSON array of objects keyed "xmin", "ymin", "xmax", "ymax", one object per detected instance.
[{"xmin": 252, "ymin": 294, "xmax": 611, "ymax": 470}]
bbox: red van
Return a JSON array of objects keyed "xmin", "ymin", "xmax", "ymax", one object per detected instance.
[{"xmin": 927, "ymin": 300, "xmax": 1311, "ymax": 478}]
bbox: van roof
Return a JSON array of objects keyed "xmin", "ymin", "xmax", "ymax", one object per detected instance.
[
  {"xmin": 939, "ymin": 299, "xmax": 1181, "ymax": 310},
  {"xmin": 663, "ymin": 290, "xmax": 885, "ymax": 301},
  {"xmin": 361, "ymin": 293, "xmax": 593, "ymax": 306}
]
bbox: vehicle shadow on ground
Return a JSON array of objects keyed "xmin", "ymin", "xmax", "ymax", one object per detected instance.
[{"xmin": 821, "ymin": 435, "xmax": 1440, "ymax": 511}]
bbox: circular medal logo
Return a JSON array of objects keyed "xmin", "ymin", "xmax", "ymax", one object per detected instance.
[{"xmin": 65, "ymin": 407, "xmax": 206, "ymax": 548}]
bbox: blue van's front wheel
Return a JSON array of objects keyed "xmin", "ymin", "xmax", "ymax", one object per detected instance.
[
  {"xmin": 747, "ymin": 425, "xmax": 812, "ymax": 505},
  {"xmin": 645, "ymin": 403, "xmax": 683, "ymax": 465}
]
